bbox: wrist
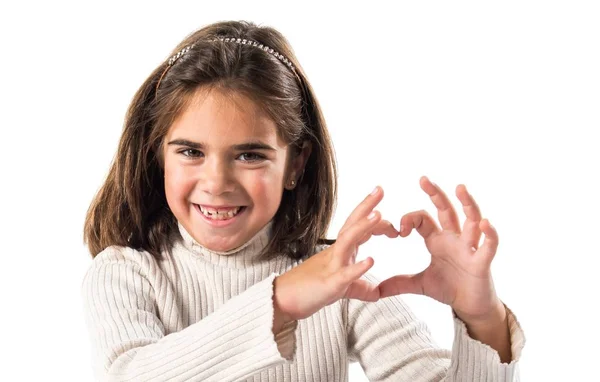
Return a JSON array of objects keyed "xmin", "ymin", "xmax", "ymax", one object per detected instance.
[
  {"xmin": 455, "ymin": 301, "xmax": 512, "ymax": 363},
  {"xmin": 456, "ymin": 300, "xmax": 507, "ymax": 332},
  {"xmin": 273, "ymin": 276, "xmax": 294, "ymax": 334}
]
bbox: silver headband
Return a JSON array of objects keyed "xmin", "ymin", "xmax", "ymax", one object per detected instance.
[{"xmin": 166, "ymin": 36, "xmax": 296, "ymax": 72}]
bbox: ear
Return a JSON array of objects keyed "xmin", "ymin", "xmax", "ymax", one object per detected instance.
[{"xmin": 285, "ymin": 140, "xmax": 312, "ymax": 190}]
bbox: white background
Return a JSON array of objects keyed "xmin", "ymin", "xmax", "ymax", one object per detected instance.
[{"xmin": 1, "ymin": 1, "xmax": 598, "ymax": 380}]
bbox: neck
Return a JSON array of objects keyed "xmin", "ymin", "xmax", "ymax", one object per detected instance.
[{"xmin": 177, "ymin": 221, "xmax": 275, "ymax": 269}]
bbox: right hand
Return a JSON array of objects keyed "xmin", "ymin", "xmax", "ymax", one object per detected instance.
[{"xmin": 274, "ymin": 186, "xmax": 398, "ymax": 322}]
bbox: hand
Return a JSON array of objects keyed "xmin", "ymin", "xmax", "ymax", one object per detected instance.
[
  {"xmin": 274, "ymin": 187, "xmax": 398, "ymax": 322},
  {"xmin": 377, "ymin": 176, "xmax": 504, "ymax": 325}
]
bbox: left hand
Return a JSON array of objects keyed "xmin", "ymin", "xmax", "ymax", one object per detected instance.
[{"xmin": 377, "ymin": 176, "xmax": 505, "ymax": 325}]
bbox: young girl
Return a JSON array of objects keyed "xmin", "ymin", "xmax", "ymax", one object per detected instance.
[{"xmin": 82, "ymin": 20, "xmax": 524, "ymax": 381}]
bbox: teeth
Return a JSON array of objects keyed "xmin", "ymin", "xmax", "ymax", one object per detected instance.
[{"xmin": 198, "ymin": 206, "xmax": 242, "ymax": 220}]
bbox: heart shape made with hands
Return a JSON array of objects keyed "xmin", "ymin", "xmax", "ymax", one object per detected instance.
[{"xmin": 344, "ymin": 176, "xmax": 503, "ymax": 321}]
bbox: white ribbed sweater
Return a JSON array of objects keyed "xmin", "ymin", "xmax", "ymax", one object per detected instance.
[{"xmin": 81, "ymin": 221, "xmax": 525, "ymax": 381}]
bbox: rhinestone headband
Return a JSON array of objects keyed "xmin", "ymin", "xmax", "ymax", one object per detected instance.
[
  {"xmin": 156, "ymin": 36, "xmax": 296, "ymax": 94},
  {"xmin": 168, "ymin": 37, "xmax": 295, "ymax": 71}
]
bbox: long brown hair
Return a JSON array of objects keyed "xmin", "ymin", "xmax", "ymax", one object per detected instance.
[{"xmin": 84, "ymin": 20, "xmax": 337, "ymax": 261}]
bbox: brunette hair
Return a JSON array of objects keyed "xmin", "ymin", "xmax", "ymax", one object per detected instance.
[{"xmin": 84, "ymin": 20, "xmax": 337, "ymax": 261}]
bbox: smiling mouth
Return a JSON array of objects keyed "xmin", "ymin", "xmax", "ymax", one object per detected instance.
[{"xmin": 195, "ymin": 205, "xmax": 246, "ymax": 220}]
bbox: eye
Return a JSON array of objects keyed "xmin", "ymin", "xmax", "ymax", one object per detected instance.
[
  {"xmin": 178, "ymin": 148, "xmax": 203, "ymax": 158},
  {"xmin": 237, "ymin": 152, "xmax": 266, "ymax": 162}
]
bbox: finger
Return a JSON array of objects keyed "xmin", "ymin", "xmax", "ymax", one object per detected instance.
[
  {"xmin": 339, "ymin": 186, "xmax": 384, "ymax": 235},
  {"xmin": 420, "ymin": 176, "xmax": 461, "ymax": 233},
  {"xmin": 377, "ymin": 272, "xmax": 425, "ymax": 298},
  {"xmin": 344, "ymin": 277, "xmax": 381, "ymax": 302},
  {"xmin": 357, "ymin": 219, "xmax": 398, "ymax": 245},
  {"xmin": 398, "ymin": 210, "xmax": 440, "ymax": 240},
  {"xmin": 337, "ymin": 257, "xmax": 375, "ymax": 288},
  {"xmin": 374, "ymin": 219, "xmax": 400, "ymax": 238},
  {"xmin": 477, "ymin": 219, "xmax": 499, "ymax": 264},
  {"xmin": 336, "ymin": 210, "xmax": 382, "ymax": 264},
  {"xmin": 456, "ymin": 184, "xmax": 483, "ymax": 249}
]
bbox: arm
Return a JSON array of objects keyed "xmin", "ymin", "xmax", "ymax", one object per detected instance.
[
  {"xmin": 347, "ymin": 272, "xmax": 525, "ymax": 382},
  {"xmin": 81, "ymin": 249, "xmax": 297, "ymax": 382},
  {"xmin": 456, "ymin": 301, "xmax": 512, "ymax": 363}
]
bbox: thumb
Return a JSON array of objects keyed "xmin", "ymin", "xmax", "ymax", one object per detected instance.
[
  {"xmin": 338, "ymin": 257, "xmax": 374, "ymax": 286},
  {"xmin": 377, "ymin": 272, "xmax": 424, "ymax": 298}
]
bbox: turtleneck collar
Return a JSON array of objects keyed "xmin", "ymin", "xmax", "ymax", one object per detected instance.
[{"xmin": 177, "ymin": 220, "xmax": 275, "ymax": 269}]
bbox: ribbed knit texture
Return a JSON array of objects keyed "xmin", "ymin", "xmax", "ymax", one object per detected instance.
[{"xmin": 82, "ymin": 221, "xmax": 525, "ymax": 381}]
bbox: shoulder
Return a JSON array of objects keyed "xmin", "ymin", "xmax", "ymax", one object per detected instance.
[
  {"xmin": 81, "ymin": 245, "xmax": 163, "ymax": 288},
  {"xmin": 314, "ymin": 242, "xmax": 331, "ymax": 254},
  {"xmin": 80, "ymin": 246, "xmax": 169, "ymax": 326},
  {"xmin": 91, "ymin": 245, "xmax": 160, "ymax": 271},
  {"xmin": 295, "ymin": 242, "xmax": 332, "ymax": 263}
]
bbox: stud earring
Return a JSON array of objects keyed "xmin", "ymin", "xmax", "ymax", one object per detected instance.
[{"xmin": 287, "ymin": 179, "xmax": 296, "ymax": 189}]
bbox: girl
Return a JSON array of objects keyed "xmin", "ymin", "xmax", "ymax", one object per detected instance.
[{"xmin": 82, "ymin": 20, "xmax": 524, "ymax": 381}]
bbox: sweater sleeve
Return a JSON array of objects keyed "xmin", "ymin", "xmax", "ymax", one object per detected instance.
[
  {"xmin": 346, "ymin": 272, "xmax": 525, "ymax": 382},
  {"xmin": 81, "ymin": 248, "xmax": 298, "ymax": 382}
]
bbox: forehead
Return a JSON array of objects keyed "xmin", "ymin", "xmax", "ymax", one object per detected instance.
[{"xmin": 166, "ymin": 88, "xmax": 280, "ymax": 145}]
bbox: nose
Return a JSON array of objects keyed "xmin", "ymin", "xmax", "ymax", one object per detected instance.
[{"xmin": 200, "ymin": 157, "xmax": 235, "ymax": 196}]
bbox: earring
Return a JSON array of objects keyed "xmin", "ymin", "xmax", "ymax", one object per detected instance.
[{"xmin": 287, "ymin": 179, "xmax": 296, "ymax": 189}]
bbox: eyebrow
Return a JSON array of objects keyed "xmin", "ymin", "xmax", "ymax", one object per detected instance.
[{"xmin": 167, "ymin": 139, "xmax": 277, "ymax": 151}]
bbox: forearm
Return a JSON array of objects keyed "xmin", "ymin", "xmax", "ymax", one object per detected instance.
[{"xmin": 460, "ymin": 302, "xmax": 512, "ymax": 363}]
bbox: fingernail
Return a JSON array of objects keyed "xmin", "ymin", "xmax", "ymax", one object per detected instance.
[
  {"xmin": 367, "ymin": 211, "xmax": 376, "ymax": 220},
  {"xmin": 370, "ymin": 186, "xmax": 379, "ymax": 195}
]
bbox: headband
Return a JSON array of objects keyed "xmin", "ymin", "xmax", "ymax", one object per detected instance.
[{"xmin": 156, "ymin": 36, "xmax": 296, "ymax": 93}]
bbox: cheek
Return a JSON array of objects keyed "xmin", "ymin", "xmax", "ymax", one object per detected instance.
[
  {"xmin": 164, "ymin": 160, "xmax": 195, "ymax": 202},
  {"xmin": 244, "ymin": 168, "xmax": 284, "ymax": 206},
  {"xmin": 248, "ymin": 166, "xmax": 284, "ymax": 189}
]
